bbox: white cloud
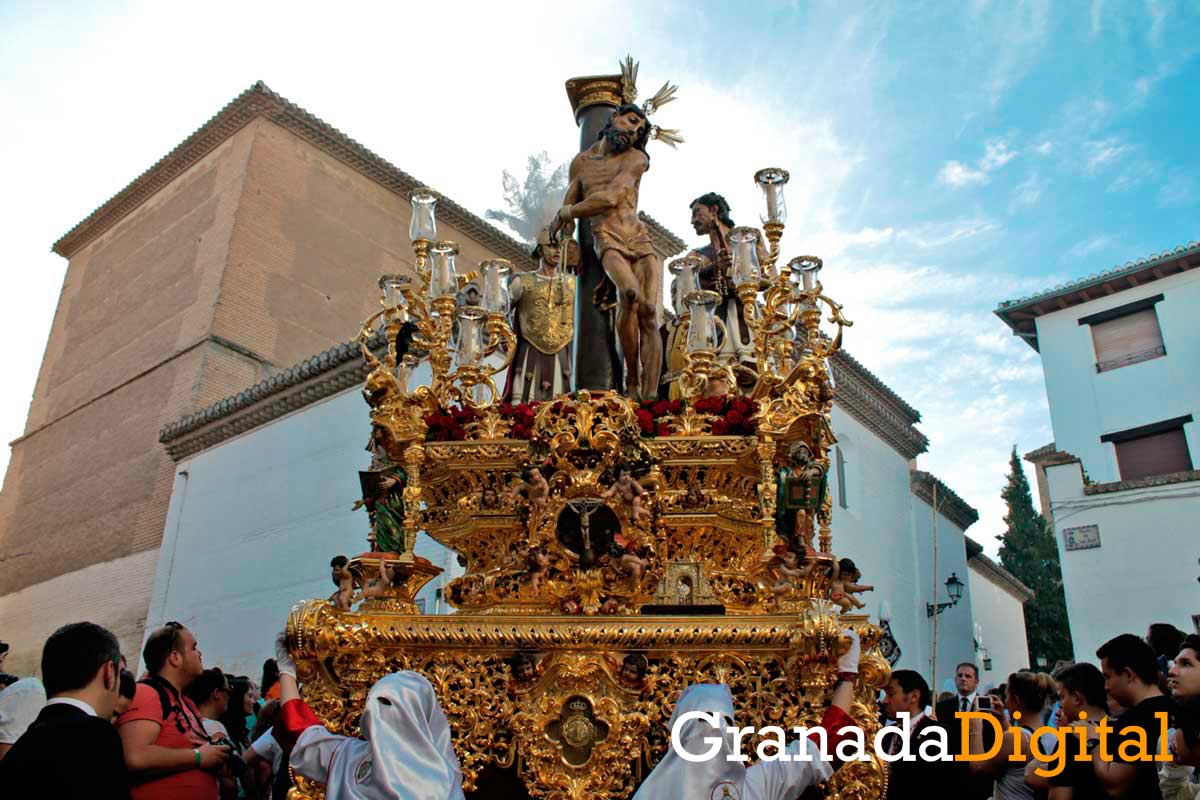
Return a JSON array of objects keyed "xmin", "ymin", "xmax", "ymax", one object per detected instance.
[
  {"xmin": 1090, "ymin": 0, "xmax": 1104, "ymax": 37},
  {"xmin": 1033, "ymin": 140, "xmax": 1053, "ymax": 155},
  {"xmin": 1065, "ymin": 235, "xmax": 1114, "ymax": 260},
  {"xmin": 897, "ymin": 218, "xmax": 999, "ymax": 248},
  {"xmin": 980, "ymin": 138, "xmax": 1018, "ymax": 171},
  {"xmin": 1158, "ymin": 174, "xmax": 1196, "ymax": 208},
  {"xmin": 1009, "ymin": 172, "xmax": 1047, "ymax": 211},
  {"xmin": 938, "ymin": 160, "xmax": 989, "ymax": 187},
  {"xmin": 1083, "ymin": 137, "xmax": 1131, "ymax": 173}
]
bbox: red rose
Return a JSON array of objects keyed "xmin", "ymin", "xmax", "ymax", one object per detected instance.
[
  {"xmin": 711, "ymin": 419, "xmax": 731, "ymax": 435},
  {"xmin": 656, "ymin": 422, "xmax": 671, "ymax": 437},
  {"xmin": 450, "ymin": 426, "xmax": 467, "ymax": 441},
  {"xmin": 651, "ymin": 400, "xmax": 671, "ymax": 417},
  {"xmin": 693, "ymin": 396, "xmax": 723, "ymax": 414},
  {"xmin": 498, "ymin": 402, "xmax": 514, "ymax": 416},
  {"xmin": 635, "ymin": 408, "xmax": 654, "ymax": 434},
  {"xmin": 665, "ymin": 400, "xmax": 682, "ymax": 415},
  {"xmin": 725, "ymin": 409, "xmax": 745, "ymax": 426},
  {"xmin": 731, "ymin": 396, "xmax": 754, "ymax": 415},
  {"xmin": 512, "ymin": 423, "xmax": 531, "ymax": 440}
]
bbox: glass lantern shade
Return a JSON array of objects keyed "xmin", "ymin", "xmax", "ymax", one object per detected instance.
[
  {"xmin": 728, "ymin": 227, "xmax": 761, "ymax": 288},
  {"xmin": 668, "ymin": 256, "xmax": 703, "ymax": 312},
  {"xmin": 480, "ymin": 259, "xmax": 512, "ymax": 315},
  {"xmin": 455, "ymin": 306, "xmax": 488, "ymax": 367},
  {"xmin": 428, "ymin": 241, "xmax": 459, "ymax": 299},
  {"xmin": 788, "ymin": 256, "xmax": 823, "ymax": 292},
  {"xmin": 378, "ymin": 274, "xmax": 410, "ymax": 310},
  {"xmin": 685, "ymin": 290, "xmax": 721, "ymax": 352},
  {"xmin": 408, "ymin": 188, "xmax": 438, "ymax": 242},
  {"xmin": 395, "ymin": 353, "xmax": 420, "ymax": 392},
  {"xmin": 754, "ymin": 167, "xmax": 790, "ymax": 225}
]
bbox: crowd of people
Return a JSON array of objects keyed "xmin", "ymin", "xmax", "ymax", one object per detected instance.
[
  {"xmin": 881, "ymin": 623, "xmax": 1200, "ymax": 799},
  {"xmin": 0, "ymin": 625, "xmax": 289, "ymax": 799},
  {"xmin": 0, "ymin": 621, "xmax": 1197, "ymax": 799}
]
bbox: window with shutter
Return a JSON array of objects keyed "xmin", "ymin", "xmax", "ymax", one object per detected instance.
[
  {"xmin": 1113, "ymin": 428, "xmax": 1192, "ymax": 480},
  {"xmin": 1089, "ymin": 307, "xmax": 1165, "ymax": 372}
]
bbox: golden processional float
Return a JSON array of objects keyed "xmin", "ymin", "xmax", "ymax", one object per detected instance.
[{"xmin": 285, "ymin": 60, "xmax": 891, "ymax": 800}]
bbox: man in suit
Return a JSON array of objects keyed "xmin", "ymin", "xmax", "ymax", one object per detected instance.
[
  {"xmin": 0, "ymin": 621, "xmax": 131, "ymax": 798},
  {"xmin": 883, "ymin": 669, "xmax": 967, "ymax": 799}
]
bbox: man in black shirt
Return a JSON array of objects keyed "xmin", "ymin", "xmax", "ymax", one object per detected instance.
[
  {"xmin": 0, "ymin": 622, "xmax": 131, "ymax": 799},
  {"xmin": 1093, "ymin": 633, "xmax": 1176, "ymax": 799}
]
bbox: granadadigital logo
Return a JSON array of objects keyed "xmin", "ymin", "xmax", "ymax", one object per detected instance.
[{"xmin": 671, "ymin": 711, "xmax": 1174, "ymax": 778}]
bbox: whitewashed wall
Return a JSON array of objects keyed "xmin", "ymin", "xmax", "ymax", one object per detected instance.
[
  {"xmin": 967, "ymin": 561, "xmax": 1031, "ymax": 688},
  {"xmin": 1034, "ymin": 269, "xmax": 1200, "ymax": 482},
  {"xmin": 146, "ymin": 377, "xmax": 462, "ymax": 677},
  {"xmin": 1046, "ymin": 460, "xmax": 1200, "ymax": 662},
  {"xmin": 828, "ymin": 409, "xmax": 978, "ymax": 692}
]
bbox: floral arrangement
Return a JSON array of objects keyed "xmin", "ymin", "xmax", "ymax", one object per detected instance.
[
  {"xmin": 424, "ymin": 401, "xmax": 539, "ymax": 442},
  {"xmin": 425, "ymin": 395, "xmax": 757, "ymax": 442},
  {"xmin": 635, "ymin": 396, "xmax": 758, "ymax": 437}
]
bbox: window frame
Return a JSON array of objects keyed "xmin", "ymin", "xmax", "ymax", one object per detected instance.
[{"xmin": 1078, "ymin": 294, "xmax": 1166, "ymax": 373}]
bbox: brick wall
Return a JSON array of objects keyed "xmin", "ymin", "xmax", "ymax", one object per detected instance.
[{"xmin": 0, "ymin": 113, "xmax": 521, "ymax": 646}]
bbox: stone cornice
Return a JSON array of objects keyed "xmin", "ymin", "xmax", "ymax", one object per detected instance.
[
  {"xmin": 910, "ymin": 470, "xmax": 979, "ymax": 530},
  {"xmin": 159, "ymin": 333, "xmax": 383, "ymax": 461},
  {"xmin": 1083, "ymin": 468, "xmax": 1200, "ymax": 495},
  {"xmin": 967, "ymin": 549, "xmax": 1034, "ymax": 603},
  {"xmin": 831, "ymin": 351, "xmax": 928, "ymax": 460},
  {"xmin": 1023, "ymin": 443, "xmax": 1081, "ymax": 468}
]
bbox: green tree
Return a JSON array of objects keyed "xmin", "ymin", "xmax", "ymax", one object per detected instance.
[
  {"xmin": 997, "ymin": 446, "xmax": 1074, "ymax": 668},
  {"xmin": 486, "ymin": 151, "xmax": 568, "ymax": 244}
]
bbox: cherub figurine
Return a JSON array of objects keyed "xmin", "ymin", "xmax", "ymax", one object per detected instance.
[
  {"xmin": 618, "ymin": 653, "xmax": 649, "ymax": 690},
  {"xmin": 330, "ymin": 555, "xmax": 356, "ymax": 611},
  {"xmin": 525, "ymin": 545, "xmax": 550, "ymax": 593},
  {"xmin": 508, "ymin": 652, "xmax": 539, "ymax": 689},
  {"xmin": 354, "ymin": 558, "xmax": 397, "ymax": 603},
  {"xmin": 829, "ymin": 557, "xmax": 874, "ymax": 611},
  {"xmin": 609, "ymin": 537, "xmax": 649, "ymax": 582},
  {"xmin": 602, "ymin": 466, "xmax": 648, "ymax": 523},
  {"xmin": 766, "ymin": 543, "xmax": 813, "ymax": 595},
  {"xmin": 682, "ymin": 484, "xmax": 705, "ymax": 509},
  {"xmin": 508, "ymin": 467, "xmax": 550, "ymax": 517}
]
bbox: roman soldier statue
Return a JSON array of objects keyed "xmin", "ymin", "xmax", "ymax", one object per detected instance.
[{"xmin": 503, "ymin": 227, "xmax": 577, "ymax": 402}]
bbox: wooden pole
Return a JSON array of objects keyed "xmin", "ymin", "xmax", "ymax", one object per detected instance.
[{"xmin": 931, "ymin": 481, "xmax": 939, "ymax": 693}]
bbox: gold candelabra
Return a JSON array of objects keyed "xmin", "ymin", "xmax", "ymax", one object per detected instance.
[
  {"xmin": 356, "ymin": 188, "xmax": 517, "ymax": 412},
  {"xmin": 676, "ymin": 168, "xmax": 854, "ymax": 404}
]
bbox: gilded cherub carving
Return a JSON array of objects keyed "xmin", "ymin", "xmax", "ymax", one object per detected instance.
[{"xmin": 829, "ymin": 557, "xmax": 874, "ymax": 611}]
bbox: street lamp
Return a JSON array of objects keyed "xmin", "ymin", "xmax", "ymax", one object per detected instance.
[{"xmin": 926, "ymin": 572, "xmax": 964, "ymax": 617}]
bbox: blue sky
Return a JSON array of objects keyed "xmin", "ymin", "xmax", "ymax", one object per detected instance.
[{"xmin": 0, "ymin": 0, "xmax": 1196, "ymax": 550}]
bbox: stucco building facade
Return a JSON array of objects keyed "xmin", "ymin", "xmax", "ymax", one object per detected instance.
[{"xmin": 997, "ymin": 242, "xmax": 1200, "ymax": 660}]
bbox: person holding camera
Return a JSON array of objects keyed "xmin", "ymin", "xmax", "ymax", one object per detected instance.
[{"xmin": 117, "ymin": 623, "xmax": 230, "ymax": 800}]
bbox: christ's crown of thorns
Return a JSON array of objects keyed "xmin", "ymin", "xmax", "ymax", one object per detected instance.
[{"xmin": 620, "ymin": 55, "xmax": 684, "ymax": 149}]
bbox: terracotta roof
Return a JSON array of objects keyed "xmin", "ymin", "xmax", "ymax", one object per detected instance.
[
  {"xmin": 964, "ymin": 536, "xmax": 1034, "ymax": 603},
  {"xmin": 994, "ymin": 239, "xmax": 1199, "ymax": 352},
  {"xmin": 1023, "ymin": 443, "xmax": 1080, "ymax": 468},
  {"xmin": 910, "ymin": 470, "xmax": 979, "ymax": 530},
  {"xmin": 639, "ymin": 210, "xmax": 687, "ymax": 256}
]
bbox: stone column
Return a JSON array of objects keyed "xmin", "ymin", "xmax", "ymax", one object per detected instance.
[{"xmin": 564, "ymin": 75, "xmax": 623, "ymax": 392}]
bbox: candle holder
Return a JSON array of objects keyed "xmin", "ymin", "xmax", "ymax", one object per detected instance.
[
  {"xmin": 355, "ymin": 188, "xmax": 518, "ymax": 418},
  {"xmin": 754, "ymin": 168, "xmax": 789, "ymax": 275}
]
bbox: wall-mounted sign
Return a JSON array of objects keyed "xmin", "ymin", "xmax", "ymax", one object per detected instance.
[{"xmin": 1063, "ymin": 524, "xmax": 1101, "ymax": 551}]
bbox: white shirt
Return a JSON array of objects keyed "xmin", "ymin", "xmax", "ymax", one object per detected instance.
[
  {"xmin": 250, "ymin": 727, "xmax": 285, "ymax": 775},
  {"xmin": 0, "ymin": 677, "xmax": 46, "ymax": 744},
  {"xmin": 45, "ymin": 697, "xmax": 98, "ymax": 717},
  {"xmin": 956, "ymin": 692, "xmax": 977, "ymax": 713}
]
